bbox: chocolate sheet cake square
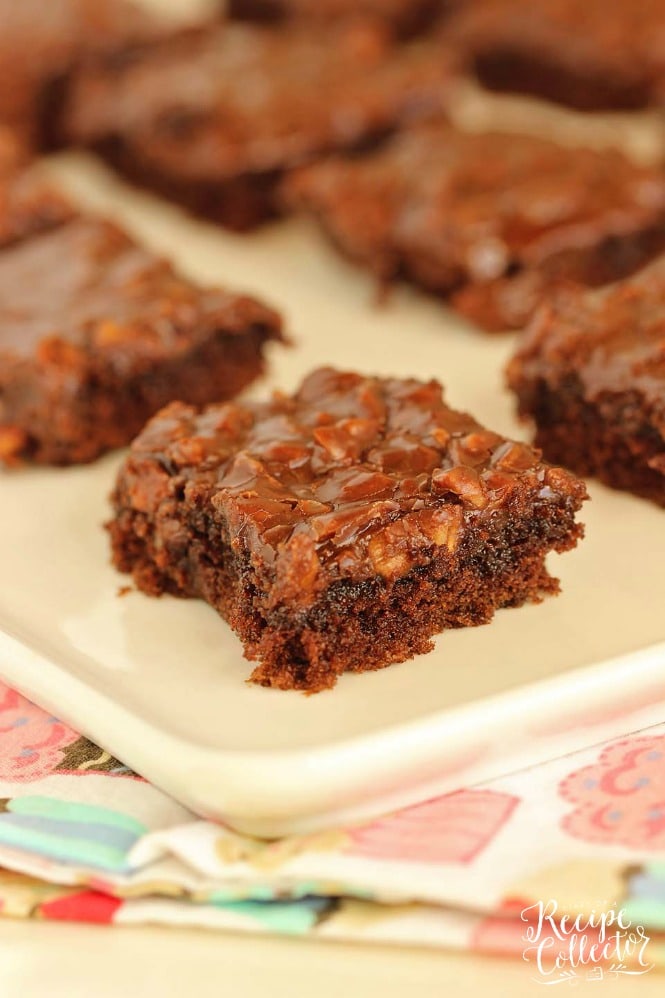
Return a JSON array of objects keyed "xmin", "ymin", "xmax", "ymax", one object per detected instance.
[
  {"xmin": 284, "ymin": 121, "xmax": 665, "ymax": 331},
  {"xmin": 0, "ymin": 0, "xmax": 165, "ymax": 148},
  {"xmin": 63, "ymin": 22, "xmax": 452, "ymax": 230},
  {"xmin": 449, "ymin": 0, "xmax": 665, "ymax": 112},
  {"xmin": 109, "ymin": 368, "xmax": 587, "ymax": 692},
  {"xmin": 508, "ymin": 259, "xmax": 665, "ymax": 505},
  {"xmin": 0, "ymin": 215, "xmax": 282, "ymax": 465}
]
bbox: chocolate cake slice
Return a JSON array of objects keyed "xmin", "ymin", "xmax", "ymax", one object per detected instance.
[
  {"xmin": 109, "ymin": 367, "xmax": 588, "ymax": 691},
  {"xmin": 508, "ymin": 259, "xmax": 665, "ymax": 505}
]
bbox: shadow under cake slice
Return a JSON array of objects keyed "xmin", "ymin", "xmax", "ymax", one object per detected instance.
[{"xmin": 108, "ymin": 367, "xmax": 588, "ymax": 692}]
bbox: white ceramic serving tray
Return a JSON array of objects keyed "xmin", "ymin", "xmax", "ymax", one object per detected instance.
[{"xmin": 1, "ymin": 149, "xmax": 665, "ymax": 838}]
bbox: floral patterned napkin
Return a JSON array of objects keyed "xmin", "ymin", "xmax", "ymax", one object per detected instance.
[{"xmin": 1, "ymin": 680, "xmax": 664, "ymax": 980}]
